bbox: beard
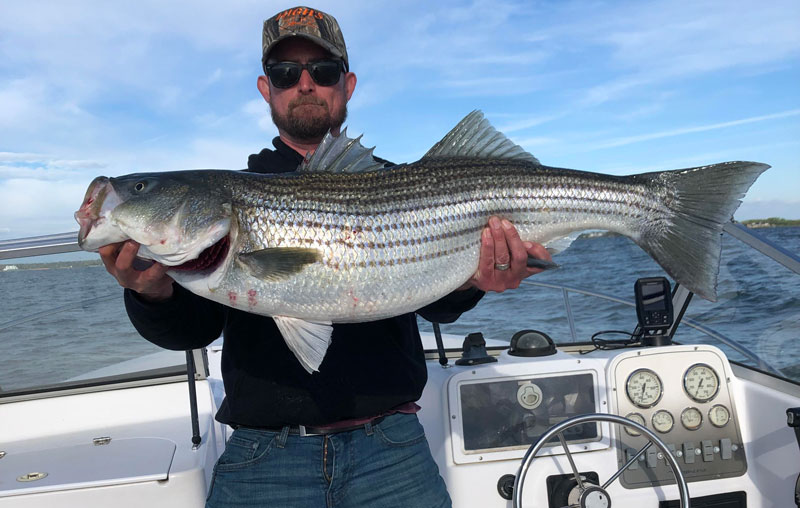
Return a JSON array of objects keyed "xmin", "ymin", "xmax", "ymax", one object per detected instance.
[{"xmin": 271, "ymin": 96, "xmax": 348, "ymax": 142}]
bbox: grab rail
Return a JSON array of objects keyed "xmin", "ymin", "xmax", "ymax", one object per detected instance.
[
  {"xmin": 517, "ymin": 279, "xmax": 781, "ymax": 375},
  {"xmin": 0, "ymin": 231, "xmax": 81, "ymax": 260}
]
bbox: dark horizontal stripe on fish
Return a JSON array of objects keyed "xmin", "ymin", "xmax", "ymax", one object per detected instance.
[
  {"xmin": 245, "ymin": 174, "xmax": 662, "ymax": 219},
  {"xmin": 268, "ymin": 222, "xmax": 491, "ymax": 251},
  {"xmin": 251, "ymin": 191, "xmax": 661, "ymax": 236},
  {"xmin": 242, "ymin": 163, "xmax": 656, "ymax": 213},
  {"xmin": 263, "ymin": 182, "xmax": 654, "ymax": 212},
  {"xmin": 320, "ymin": 241, "xmax": 474, "ymax": 271}
]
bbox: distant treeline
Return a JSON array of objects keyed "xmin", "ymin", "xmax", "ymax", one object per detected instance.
[
  {"xmin": 742, "ymin": 217, "xmax": 800, "ymax": 228},
  {"xmin": 1, "ymin": 259, "xmax": 103, "ymax": 271}
]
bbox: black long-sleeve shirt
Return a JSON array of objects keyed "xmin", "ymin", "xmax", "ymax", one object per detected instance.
[{"xmin": 125, "ymin": 137, "xmax": 483, "ymax": 427}]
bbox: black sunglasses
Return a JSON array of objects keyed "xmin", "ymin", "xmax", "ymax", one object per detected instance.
[{"xmin": 264, "ymin": 59, "xmax": 345, "ymax": 89}]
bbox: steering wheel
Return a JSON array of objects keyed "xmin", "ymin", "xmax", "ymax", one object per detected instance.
[{"xmin": 512, "ymin": 413, "xmax": 690, "ymax": 508}]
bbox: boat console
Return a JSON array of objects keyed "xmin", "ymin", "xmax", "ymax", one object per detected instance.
[{"xmin": 416, "ymin": 332, "xmax": 796, "ymax": 508}]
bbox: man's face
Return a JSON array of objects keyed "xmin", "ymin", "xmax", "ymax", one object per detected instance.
[{"xmin": 258, "ymin": 37, "xmax": 356, "ymax": 144}]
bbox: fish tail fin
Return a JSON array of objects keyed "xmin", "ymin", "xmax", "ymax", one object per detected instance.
[{"xmin": 635, "ymin": 161, "xmax": 769, "ymax": 301}]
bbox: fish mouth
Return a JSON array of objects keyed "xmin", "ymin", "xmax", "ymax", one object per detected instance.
[
  {"xmin": 75, "ymin": 177, "xmax": 107, "ymax": 242},
  {"xmin": 75, "ymin": 176, "xmax": 122, "ymax": 249},
  {"xmin": 170, "ymin": 235, "xmax": 230, "ymax": 272}
]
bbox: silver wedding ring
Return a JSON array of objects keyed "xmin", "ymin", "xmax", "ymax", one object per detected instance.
[{"xmin": 495, "ymin": 262, "xmax": 510, "ymax": 271}]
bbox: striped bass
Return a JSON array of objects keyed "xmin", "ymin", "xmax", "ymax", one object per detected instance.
[{"xmin": 75, "ymin": 111, "xmax": 768, "ymax": 372}]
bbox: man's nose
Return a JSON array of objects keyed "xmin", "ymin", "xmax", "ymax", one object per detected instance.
[{"xmin": 296, "ymin": 68, "xmax": 315, "ymax": 92}]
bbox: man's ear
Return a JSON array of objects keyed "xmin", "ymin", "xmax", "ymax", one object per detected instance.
[
  {"xmin": 257, "ymin": 75, "xmax": 271, "ymax": 103},
  {"xmin": 344, "ymin": 72, "xmax": 357, "ymax": 101}
]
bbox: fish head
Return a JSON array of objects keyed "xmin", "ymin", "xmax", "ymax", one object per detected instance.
[{"xmin": 75, "ymin": 171, "xmax": 232, "ymax": 270}]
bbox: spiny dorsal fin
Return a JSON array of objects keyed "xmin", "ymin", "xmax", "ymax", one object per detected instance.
[
  {"xmin": 423, "ymin": 110, "xmax": 539, "ymax": 164},
  {"xmin": 298, "ymin": 128, "xmax": 386, "ymax": 173}
]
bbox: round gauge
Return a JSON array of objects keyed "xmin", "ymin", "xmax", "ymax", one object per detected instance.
[
  {"xmin": 626, "ymin": 369, "xmax": 663, "ymax": 408},
  {"xmin": 681, "ymin": 407, "xmax": 703, "ymax": 430},
  {"xmin": 683, "ymin": 363, "xmax": 720, "ymax": 402},
  {"xmin": 709, "ymin": 404, "xmax": 731, "ymax": 428},
  {"xmin": 651, "ymin": 410, "xmax": 674, "ymax": 433},
  {"xmin": 624, "ymin": 412, "xmax": 646, "ymax": 436}
]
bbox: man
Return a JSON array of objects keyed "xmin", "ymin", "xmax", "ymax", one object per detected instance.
[{"xmin": 99, "ymin": 6, "xmax": 551, "ymax": 507}]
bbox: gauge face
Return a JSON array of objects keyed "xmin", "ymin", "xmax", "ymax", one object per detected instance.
[
  {"xmin": 681, "ymin": 407, "xmax": 703, "ymax": 430},
  {"xmin": 683, "ymin": 364, "xmax": 720, "ymax": 402},
  {"xmin": 626, "ymin": 369, "xmax": 663, "ymax": 408},
  {"xmin": 624, "ymin": 412, "xmax": 646, "ymax": 436},
  {"xmin": 652, "ymin": 410, "xmax": 674, "ymax": 433},
  {"xmin": 709, "ymin": 404, "xmax": 731, "ymax": 427}
]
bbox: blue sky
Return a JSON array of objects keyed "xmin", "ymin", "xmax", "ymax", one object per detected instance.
[{"xmin": 1, "ymin": 0, "xmax": 798, "ymax": 239}]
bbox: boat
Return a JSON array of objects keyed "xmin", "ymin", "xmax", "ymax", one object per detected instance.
[{"xmin": 1, "ymin": 223, "xmax": 798, "ymax": 507}]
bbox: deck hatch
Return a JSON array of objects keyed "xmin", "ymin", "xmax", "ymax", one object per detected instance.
[{"xmin": 0, "ymin": 437, "xmax": 175, "ymax": 497}]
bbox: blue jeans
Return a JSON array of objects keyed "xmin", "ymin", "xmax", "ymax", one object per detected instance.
[{"xmin": 206, "ymin": 412, "xmax": 452, "ymax": 508}]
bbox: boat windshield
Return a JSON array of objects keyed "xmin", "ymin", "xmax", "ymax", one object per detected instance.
[
  {"xmin": 0, "ymin": 250, "xmax": 187, "ymax": 399},
  {"xmin": 423, "ymin": 226, "xmax": 800, "ymax": 384}
]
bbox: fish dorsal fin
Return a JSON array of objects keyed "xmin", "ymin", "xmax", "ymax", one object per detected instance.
[
  {"xmin": 423, "ymin": 110, "xmax": 540, "ymax": 164},
  {"xmin": 298, "ymin": 128, "xmax": 386, "ymax": 173},
  {"xmin": 273, "ymin": 316, "xmax": 333, "ymax": 373}
]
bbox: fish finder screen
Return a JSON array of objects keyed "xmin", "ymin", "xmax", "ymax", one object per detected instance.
[{"xmin": 641, "ymin": 282, "xmax": 667, "ymax": 311}]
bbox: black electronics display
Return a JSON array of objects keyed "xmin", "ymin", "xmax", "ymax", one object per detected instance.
[
  {"xmin": 634, "ymin": 277, "xmax": 674, "ymax": 333},
  {"xmin": 459, "ymin": 373, "xmax": 597, "ymax": 452}
]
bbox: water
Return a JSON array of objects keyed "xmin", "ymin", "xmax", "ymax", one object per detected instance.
[
  {"xmin": 1, "ymin": 228, "xmax": 798, "ymax": 394},
  {"xmin": 421, "ymin": 227, "xmax": 800, "ymax": 377}
]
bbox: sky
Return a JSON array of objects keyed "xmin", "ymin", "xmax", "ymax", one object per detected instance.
[{"xmin": 1, "ymin": 0, "xmax": 798, "ymax": 240}]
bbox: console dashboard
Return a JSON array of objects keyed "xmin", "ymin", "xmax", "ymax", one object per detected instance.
[
  {"xmin": 418, "ymin": 339, "xmax": 753, "ymax": 508},
  {"xmin": 610, "ymin": 347, "xmax": 747, "ymax": 487}
]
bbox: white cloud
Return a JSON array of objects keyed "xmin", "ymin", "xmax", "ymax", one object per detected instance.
[
  {"xmin": 588, "ymin": 109, "xmax": 800, "ymax": 151},
  {"xmin": 0, "ymin": 0, "xmax": 796, "ymax": 233},
  {"xmin": 576, "ymin": 0, "xmax": 800, "ymax": 104},
  {"xmin": 0, "ymin": 178, "xmax": 89, "ymax": 237},
  {"xmin": 498, "ymin": 114, "xmax": 564, "ymax": 133},
  {"xmin": 242, "ymin": 99, "xmax": 279, "ymax": 133}
]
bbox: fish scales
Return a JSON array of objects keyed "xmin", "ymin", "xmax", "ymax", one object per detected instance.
[
  {"xmin": 212, "ymin": 159, "xmax": 667, "ymax": 323},
  {"xmin": 76, "ymin": 110, "xmax": 767, "ymax": 372}
]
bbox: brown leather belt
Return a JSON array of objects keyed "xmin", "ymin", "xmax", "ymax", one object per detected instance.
[{"xmin": 232, "ymin": 415, "xmax": 385, "ymax": 436}]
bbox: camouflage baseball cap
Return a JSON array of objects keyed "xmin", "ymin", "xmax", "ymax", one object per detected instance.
[{"xmin": 262, "ymin": 6, "xmax": 349, "ymax": 71}]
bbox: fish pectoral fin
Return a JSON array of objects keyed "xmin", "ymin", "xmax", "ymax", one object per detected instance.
[
  {"xmin": 526, "ymin": 256, "xmax": 560, "ymax": 270},
  {"xmin": 236, "ymin": 247, "xmax": 322, "ymax": 281},
  {"xmin": 273, "ymin": 316, "xmax": 333, "ymax": 374}
]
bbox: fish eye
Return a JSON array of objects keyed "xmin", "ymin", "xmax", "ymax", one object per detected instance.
[{"xmin": 134, "ymin": 181, "xmax": 146, "ymax": 192}]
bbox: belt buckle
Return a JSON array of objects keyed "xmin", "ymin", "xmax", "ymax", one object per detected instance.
[{"xmin": 298, "ymin": 425, "xmax": 320, "ymax": 437}]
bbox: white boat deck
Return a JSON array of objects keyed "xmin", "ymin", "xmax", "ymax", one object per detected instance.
[{"xmin": 1, "ymin": 333, "xmax": 798, "ymax": 507}]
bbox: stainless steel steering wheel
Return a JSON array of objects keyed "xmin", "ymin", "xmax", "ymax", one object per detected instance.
[{"xmin": 512, "ymin": 413, "xmax": 690, "ymax": 508}]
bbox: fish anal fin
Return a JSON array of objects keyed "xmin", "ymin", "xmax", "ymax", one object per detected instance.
[
  {"xmin": 236, "ymin": 247, "xmax": 321, "ymax": 281},
  {"xmin": 273, "ymin": 316, "xmax": 333, "ymax": 374}
]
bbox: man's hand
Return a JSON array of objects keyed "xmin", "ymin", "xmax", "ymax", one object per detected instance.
[
  {"xmin": 462, "ymin": 216, "xmax": 552, "ymax": 293},
  {"xmin": 98, "ymin": 241, "xmax": 174, "ymax": 302}
]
